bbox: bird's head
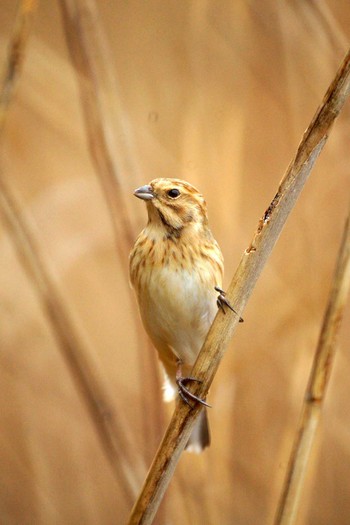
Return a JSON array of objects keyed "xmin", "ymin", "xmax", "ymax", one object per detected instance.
[{"xmin": 133, "ymin": 178, "xmax": 209, "ymax": 237}]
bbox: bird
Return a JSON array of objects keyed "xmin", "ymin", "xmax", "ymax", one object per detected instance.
[{"xmin": 129, "ymin": 178, "xmax": 234, "ymax": 452}]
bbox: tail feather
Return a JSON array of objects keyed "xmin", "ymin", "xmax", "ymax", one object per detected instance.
[{"xmin": 185, "ymin": 408, "xmax": 210, "ymax": 453}]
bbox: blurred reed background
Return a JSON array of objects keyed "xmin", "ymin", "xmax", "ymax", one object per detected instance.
[{"xmin": 0, "ymin": 1, "xmax": 350, "ymax": 524}]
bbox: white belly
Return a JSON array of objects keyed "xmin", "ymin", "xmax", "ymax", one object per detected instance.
[{"xmin": 138, "ymin": 266, "xmax": 218, "ymax": 366}]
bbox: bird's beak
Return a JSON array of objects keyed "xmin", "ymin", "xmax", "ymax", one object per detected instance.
[{"xmin": 133, "ymin": 185, "xmax": 155, "ymax": 201}]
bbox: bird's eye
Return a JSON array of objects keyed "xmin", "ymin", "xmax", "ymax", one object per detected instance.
[{"xmin": 167, "ymin": 188, "xmax": 180, "ymax": 199}]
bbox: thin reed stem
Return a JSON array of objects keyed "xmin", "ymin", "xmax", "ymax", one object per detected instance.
[
  {"xmin": 59, "ymin": 0, "xmax": 164, "ymax": 455},
  {"xmin": 127, "ymin": 48, "xmax": 350, "ymax": 525},
  {"xmin": 274, "ymin": 211, "xmax": 350, "ymax": 525},
  {"xmin": 0, "ymin": 0, "xmax": 38, "ymax": 134},
  {"xmin": 59, "ymin": 0, "xmax": 134, "ymax": 273},
  {"xmin": 0, "ymin": 0, "xmax": 144, "ymax": 504},
  {"xmin": 0, "ymin": 176, "xmax": 142, "ymax": 504}
]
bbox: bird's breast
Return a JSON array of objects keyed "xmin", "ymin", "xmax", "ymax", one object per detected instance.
[
  {"xmin": 129, "ymin": 229, "xmax": 224, "ymax": 363},
  {"xmin": 136, "ymin": 262, "xmax": 219, "ymax": 363}
]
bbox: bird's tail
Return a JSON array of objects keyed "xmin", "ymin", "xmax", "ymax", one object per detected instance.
[{"xmin": 185, "ymin": 408, "xmax": 210, "ymax": 453}]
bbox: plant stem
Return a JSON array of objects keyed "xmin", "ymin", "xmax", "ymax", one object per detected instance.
[
  {"xmin": 0, "ymin": 0, "xmax": 144, "ymax": 503},
  {"xmin": 59, "ymin": 0, "xmax": 164, "ymax": 453},
  {"xmin": 0, "ymin": 0, "xmax": 38, "ymax": 134},
  {"xmin": 274, "ymin": 211, "xmax": 350, "ymax": 525}
]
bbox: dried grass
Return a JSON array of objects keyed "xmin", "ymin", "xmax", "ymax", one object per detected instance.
[{"xmin": 0, "ymin": 2, "xmax": 349, "ymax": 524}]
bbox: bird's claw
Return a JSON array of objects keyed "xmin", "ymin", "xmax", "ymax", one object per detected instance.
[
  {"xmin": 215, "ymin": 286, "xmax": 244, "ymax": 322},
  {"xmin": 176, "ymin": 377, "xmax": 211, "ymax": 409}
]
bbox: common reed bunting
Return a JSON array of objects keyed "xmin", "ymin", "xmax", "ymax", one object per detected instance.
[{"xmin": 129, "ymin": 178, "xmax": 234, "ymax": 452}]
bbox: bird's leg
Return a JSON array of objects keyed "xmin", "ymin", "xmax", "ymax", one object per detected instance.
[
  {"xmin": 176, "ymin": 360, "xmax": 211, "ymax": 408},
  {"xmin": 215, "ymin": 286, "xmax": 244, "ymax": 322}
]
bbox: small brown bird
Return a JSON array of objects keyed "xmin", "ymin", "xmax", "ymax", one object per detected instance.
[{"xmin": 129, "ymin": 178, "xmax": 227, "ymax": 452}]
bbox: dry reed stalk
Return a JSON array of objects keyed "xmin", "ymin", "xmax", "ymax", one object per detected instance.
[
  {"xmin": 59, "ymin": 0, "xmax": 134, "ymax": 271},
  {"xmin": 0, "ymin": 0, "xmax": 144, "ymax": 505},
  {"xmin": 0, "ymin": 0, "xmax": 38, "ymax": 133},
  {"xmin": 0, "ymin": 176, "xmax": 143, "ymax": 504},
  {"xmin": 59, "ymin": 0, "xmax": 164, "ymax": 455},
  {"xmin": 127, "ymin": 48, "xmax": 350, "ymax": 525},
  {"xmin": 274, "ymin": 211, "xmax": 350, "ymax": 525}
]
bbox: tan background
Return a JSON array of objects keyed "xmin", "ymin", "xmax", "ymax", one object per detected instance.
[{"xmin": 1, "ymin": 1, "xmax": 350, "ymax": 524}]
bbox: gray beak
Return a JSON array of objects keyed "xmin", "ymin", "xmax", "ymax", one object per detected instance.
[{"xmin": 133, "ymin": 185, "xmax": 155, "ymax": 201}]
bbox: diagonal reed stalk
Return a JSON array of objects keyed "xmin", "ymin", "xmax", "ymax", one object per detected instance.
[
  {"xmin": 0, "ymin": 0, "xmax": 38, "ymax": 133},
  {"xmin": 59, "ymin": 0, "xmax": 134, "ymax": 273},
  {"xmin": 127, "ymin": 48, "xmax": 350, "ymax": 525},
  {"xmin": 0, "ymin": 0, "xmax": 144, "ymax": 505},
  {"xmin": 59, "ymin": 0, "xmax": 164, "ymax": 455},
  {"xmin": 0, "ymin": 176, "xmax": 143, "ymax": 504},
  {"xmin": 274, "ymin": 210, "xmax": 350, "ymax": 525}
]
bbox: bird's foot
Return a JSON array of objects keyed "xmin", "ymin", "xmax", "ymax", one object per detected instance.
[
  {"xmin": 176, "ymin": 376, "xmax": 211, "ymax": 408},
  {"xmin": 215, "ymin": 286, "xmax": 244, "ymax": 322}
]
